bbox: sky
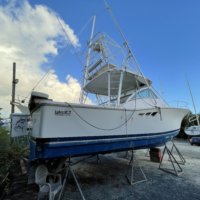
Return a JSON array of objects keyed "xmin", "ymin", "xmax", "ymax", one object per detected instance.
[{"xmin": 0, "ymin": 0, "xmax": 200, "ymax": 118}]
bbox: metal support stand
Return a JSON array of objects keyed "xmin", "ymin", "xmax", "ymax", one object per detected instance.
[
  {"xmin": 96, "ymin": 154, "xmax": 101, "ymax": 164},
  {"xmin": 58, "ymin": 154, "xmax": 101, "ymax": 200},
  {"xmin": 58, "ymin": 158, "xmax": 86, "ymax": 200},
  {"xmin": 169, "ymin": 140, "xmax": 185, "ymax": 165},
  {"xmin": 126, "ymin": 150, "xmax": 147, "ymax": 185},
  {"xmin": 145, "ymin": 149, "xmax": 150, "ymax": 157},
  {"xmin": 159, "ymin": 140, "xmax": 185, "ymax": 176}
]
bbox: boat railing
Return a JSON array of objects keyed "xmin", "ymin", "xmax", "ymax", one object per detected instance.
[
  {"xmin": 188, "ymin": 115, "xmax": 199, "ymax": 123},
  {"xmin": 88, "ymin": 59, "xmax": 103, "ymax": 74},
  {"xmin": 86, "ymin": 32, "xmax": 127, "ymax": 82},
  {"xmin": 168, "ymin": 100, "xmax": 189, "ymax": 109},
  {"xmin": 87, "ymin": 63, "xmax": 116, "ymax": 81},
  {"xmin": 99, "ymin": 101, "xmax": 118, "ymax": 108}
]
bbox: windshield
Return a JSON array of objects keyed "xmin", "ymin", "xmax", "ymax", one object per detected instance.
[{"xmin": 129, "ymin": 88, "xmax": 158, "ymax": 101}]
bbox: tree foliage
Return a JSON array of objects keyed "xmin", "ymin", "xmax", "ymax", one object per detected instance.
[{"xmin": 0, "ymin": 127, "xmax": 28, "ymax": 179}]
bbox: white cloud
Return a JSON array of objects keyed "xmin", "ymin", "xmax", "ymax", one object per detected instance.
[
  {"xmin": 0, "ymin": 0, "xmax": 89, "ymax": 118},
  {"xmin": 38, "ymin": 70, "xmax": 83, "ymax": 103}
]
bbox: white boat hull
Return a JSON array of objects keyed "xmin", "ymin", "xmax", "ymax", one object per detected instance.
[
  {"xmin": 185, "ymin": 126, "xmax": 200, "ymax": 136},
  {"xmin": 29, "ymin": 101, "xmax": 189, "ymax": 161},
  {"xmin": 31, "ymin": 102, "xmax": 189, "ymax": 139}
]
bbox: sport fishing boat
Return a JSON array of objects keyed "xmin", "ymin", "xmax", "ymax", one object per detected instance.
[{"xmin": 29, "ymin": 15, "xmax": 189, "ymax": 161}]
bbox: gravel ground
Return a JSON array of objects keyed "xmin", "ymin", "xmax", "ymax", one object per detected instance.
[
  {"xmin": 62, "ymin": 139, "xmax": 200, "ymax": 200},
  {"xmin": 5, "ymin": 139, "xmax": 200, "ymax": 200}
]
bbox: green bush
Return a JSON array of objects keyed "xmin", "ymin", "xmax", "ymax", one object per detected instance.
[
  {"xmin": 0, "ymin": 127, "xmax": 10, "ymax": 176},
  {"xmin": 0, "ymin": 127, "xmax": 29, "ymax": 177},
  {"xmin": 0, "ymin": 127, "xmax": 10, "ymax": 152}
]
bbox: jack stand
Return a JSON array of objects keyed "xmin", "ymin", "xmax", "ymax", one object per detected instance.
[
  {"xmin": 169, "ymin": 140, "xmax": 185, "ymax": 165},
  {"xmin": 145, "ymin": 149, "xmax": 150, "ymax": 157},
  {"xmin": 124, "ymin": 151, "xmax": 129, "ymax": 159},
  {"xmin": 96, "ymin": 154, "xmax": 101, "ymax": 164},
  {"xmin": 126, "ymin": 150, "xmax": 147, "ymax": 185},
  {"xmin": 159, "ymin": 140, "xmax": 185, "ymax": 176},
  {"xmin": 58, "ymin": 158, "xmax": 86, "ymax": 200}
]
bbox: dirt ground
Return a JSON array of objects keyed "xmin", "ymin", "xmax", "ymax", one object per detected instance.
[{"xmin": 5, "ymin": 139, "xmax": 200, "ymax": 200}]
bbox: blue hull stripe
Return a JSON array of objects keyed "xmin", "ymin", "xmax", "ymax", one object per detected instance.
[
  {"xmin": 33, "ymin": 129, "xmax": 179, "ymax": 142},
  {"xmin": 29, "ymin": 130, "xmax": 179, "ymax": 161}
]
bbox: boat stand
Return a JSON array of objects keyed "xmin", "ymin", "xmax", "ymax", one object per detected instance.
[
  {"xmin": 159, "ymin": 140, "xmax": 185, "ymax": 176},
  {"xmin": 58, "ymin": 158, "xmax": 86, "ymax": 200},
  {"xmin": 126, "ymin": 150, "xmax": 147, "ymax": 185},
  {"xmin": 58, "ymin": 155, "xmax": 101, "ymax": 200},
  {"xmin": 169, "ymin": 140, "xmax": 185, "ymax": 165}
]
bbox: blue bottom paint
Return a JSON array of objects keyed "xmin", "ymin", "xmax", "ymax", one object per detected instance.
[{"xmin": 29, "ymin": 130, "xmax": 179, "ymax": 161}]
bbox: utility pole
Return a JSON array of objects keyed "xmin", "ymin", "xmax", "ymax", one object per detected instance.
[
  {"xmin": 10, "ymin": 62, "xmax": 18, "ymax": 141},
  {"xmin": 11, "ymin": 62, "xmax": 18, "ymax": 114}
]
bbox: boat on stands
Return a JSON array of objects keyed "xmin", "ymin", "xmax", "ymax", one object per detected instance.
[
  {"xmin": 28, "ymin": 16, "xmax": 189, "ymax": 161},
  {"xmin": 185, "ymin": 114, "xmax": 200, "ymax": 136},
  {"xmin": 185, "ymin": 126, "xmax": 200, "ymax": 136},
  {"xmin": 184, "ymin": 80, "xmax": 200, "ymax": 136}
]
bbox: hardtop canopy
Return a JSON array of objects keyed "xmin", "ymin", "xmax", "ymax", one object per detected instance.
[{"xmin": 84, "ymin": 65, "xmax": 152, "ymax": 96}]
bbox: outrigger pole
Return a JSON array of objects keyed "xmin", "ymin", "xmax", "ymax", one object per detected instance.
[
  {"xmin": 103, "ymin": 0, "xmax": 155, "ymax": 102},
  {"xmin": 186, "ymin": 79, "xmax": 199, "ymax": 125},
  {"xmin": 103, "ymin": 0, "xmax": 141, "ymax": 74},
  {"xmin": 80, "ymin": 15, "xmax": 96, "ymax": 104}
]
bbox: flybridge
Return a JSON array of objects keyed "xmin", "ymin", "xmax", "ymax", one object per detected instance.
[{"xmin": 81, "ymin": 31, "xmax": 152, "ymax": 106}]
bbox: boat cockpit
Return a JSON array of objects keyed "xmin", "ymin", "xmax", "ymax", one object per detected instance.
[{"xmin": 101, "ymin": 87, "xmax": 168, "ymax": 109}]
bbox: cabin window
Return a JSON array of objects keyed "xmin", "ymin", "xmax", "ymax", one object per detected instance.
[
  {"xmin": 130, "ymin": 88, "xmax": 158, "ymax": 100},
  {"xmin": 151, "ymin": 112, "xmax": 158, "ymax": 116},
  {"xmin": 138, "ymin": 112, "xmax": 158, "ymax": 117},
  {"xmin": 138, "ymin": 113, "xmax": 145, "ymax": 116},
  {"xmin": 120, "ymin": 94, "xmax": 131, "ymax": 103}
]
